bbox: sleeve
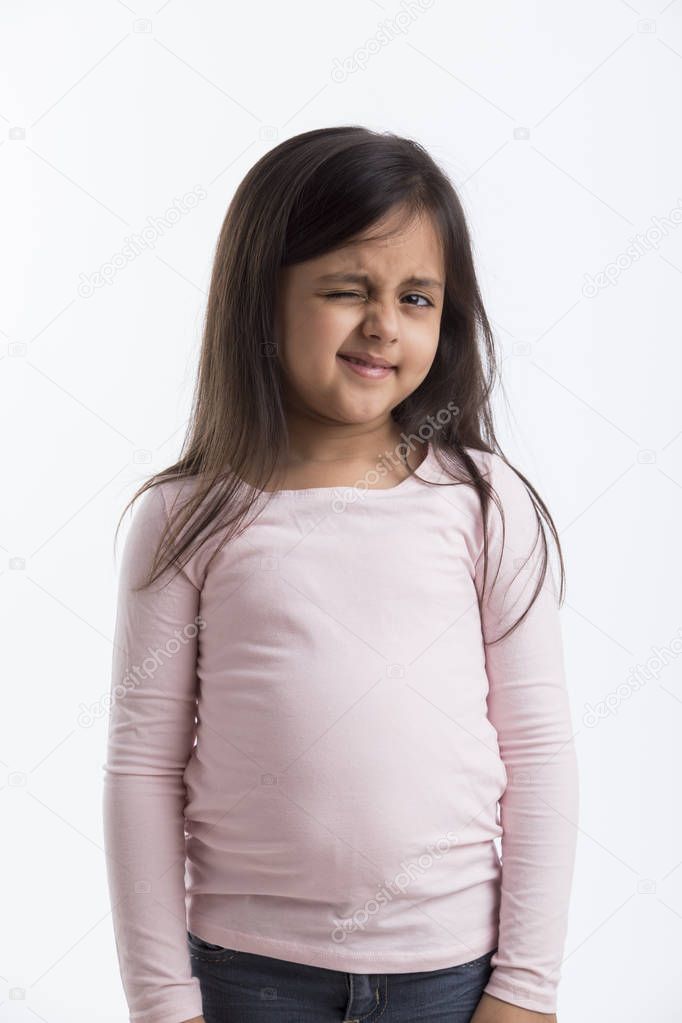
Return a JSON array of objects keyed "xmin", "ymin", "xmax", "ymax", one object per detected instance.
[
  {"xmin": 475, "ymin": 454, "xmax": 579, "ymax": 1015},
  {"xmin": 102, "ymin": 483, "xmax": 205, "ymax": 1023}
]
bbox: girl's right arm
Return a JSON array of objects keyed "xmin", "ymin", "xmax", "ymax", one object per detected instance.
[{"xmin": 102, "ymin": 483, "xmax": 205, "ymax": 1023}]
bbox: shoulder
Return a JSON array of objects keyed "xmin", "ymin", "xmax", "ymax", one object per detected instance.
[
  {"xmin": 138, "ymin": 473, "xmax": 208, "ymax": 514},
  {"xmin": 464, "ymin": 447, "xmax": 525, "ymax": 488},
  {"xmin": 459, "ymin": 448, "xmax": 541, "ymax": 569},
  {"xmin": 118, "ymin": 475, "xmax": 210, "ymax": 587},
  {"xmin": 125, "ymin": 476, "xmax": 194, "ymax": 534},
  {"xmin": 463, "ymin": 447, "xmax": 535, "ymax": 517}
]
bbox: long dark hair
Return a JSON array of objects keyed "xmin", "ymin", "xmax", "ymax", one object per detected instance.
[{"xmin": 114, "ymin": 125, "xmax": 565, "ymax": 643}]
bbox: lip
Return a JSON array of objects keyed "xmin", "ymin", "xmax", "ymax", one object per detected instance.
[
  {"xmin": 337, "ymin": 351, "xmax": 395, "ymax": 368},
  {"xmin": 337, "ymin": 353, "xmax": 396, "ymax": 380}
]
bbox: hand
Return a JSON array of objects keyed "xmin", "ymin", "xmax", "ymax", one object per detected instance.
[{"xmin": 471, "ymin": 992, "xmax": 557, "ymax": 1023}]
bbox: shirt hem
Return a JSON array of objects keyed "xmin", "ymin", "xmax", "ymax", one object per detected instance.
[{"xmin": 185, "ymin": 919, "xmax": 500, "ymax": 974}]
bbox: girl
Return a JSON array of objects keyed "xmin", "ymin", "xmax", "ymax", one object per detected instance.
[{"xmin": 103, "ymin": 125, "xmax": 579, "ymax": 1023}]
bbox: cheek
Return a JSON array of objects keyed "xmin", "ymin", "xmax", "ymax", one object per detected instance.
[
  {"xmin": 308, "ymin": 302, "xmax": 351, "ymax": 344},
  {"xmin": 281, "ymin": 305, "xmax": 346, "ymax": 378},
  {"xmin": 422, "ymin": 335, "xmax": 441, "ymax": 369},
  {"xmin": 402, "ymin": 325, "xmax": 440, "ymax": 373}
]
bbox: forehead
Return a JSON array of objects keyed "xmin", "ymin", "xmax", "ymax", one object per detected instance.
[{"xmin": 294, "ymin": 209, "xmax": 444, "ymax": 280}]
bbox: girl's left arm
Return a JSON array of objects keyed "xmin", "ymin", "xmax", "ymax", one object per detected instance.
[{"xmin": 473, "ymin": 453, "xmax": 579, "ymax": 1018}]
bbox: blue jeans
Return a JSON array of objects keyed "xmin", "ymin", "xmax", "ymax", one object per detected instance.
[{"xmin": 187, "ymin": 930, "xmax": 497, "ymax": 1022}]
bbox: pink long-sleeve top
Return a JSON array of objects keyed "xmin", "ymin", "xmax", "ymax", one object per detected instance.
[{"xmin": 102, "ymin": 444, "xmax": 579, "ymax": 1023}]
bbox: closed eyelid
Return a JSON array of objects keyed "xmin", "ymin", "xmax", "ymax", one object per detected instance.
[{"xmin": 323, "ymin": 291, "xmax": 435, "ymax": 307}]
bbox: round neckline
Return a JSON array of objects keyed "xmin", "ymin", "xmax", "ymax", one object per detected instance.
[{"xmin": 242, "ymin": 442, "xmax": 434, "ymax": 499}]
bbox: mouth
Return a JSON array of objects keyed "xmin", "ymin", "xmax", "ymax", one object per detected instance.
[{"xmin": 337, "ymin": 352, "xmax": 397, "ymax": 379}]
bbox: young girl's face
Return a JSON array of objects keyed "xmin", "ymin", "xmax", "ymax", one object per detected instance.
[{"xmin": 274, "ymin": 207, "xmax": 444, "ymax": 430}]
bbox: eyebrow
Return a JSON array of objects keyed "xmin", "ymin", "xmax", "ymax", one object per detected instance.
[{"xmin": 315, "ymin": 272, "xmax": 444, "ymax": 291}]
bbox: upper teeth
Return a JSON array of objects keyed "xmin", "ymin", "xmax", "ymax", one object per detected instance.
[{"xmin": 343, "ymin": 356, "xmax": 385, "ymax": 367}]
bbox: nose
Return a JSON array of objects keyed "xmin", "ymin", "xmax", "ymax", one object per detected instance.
[{"xmin": 360, "ymin": 298, "xmax": 399, "ymax": 345}]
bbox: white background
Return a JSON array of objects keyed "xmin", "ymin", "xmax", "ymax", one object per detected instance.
[{"xmin": 2, "ymin": 1, "xmax": 681, "ymax": 1020}]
